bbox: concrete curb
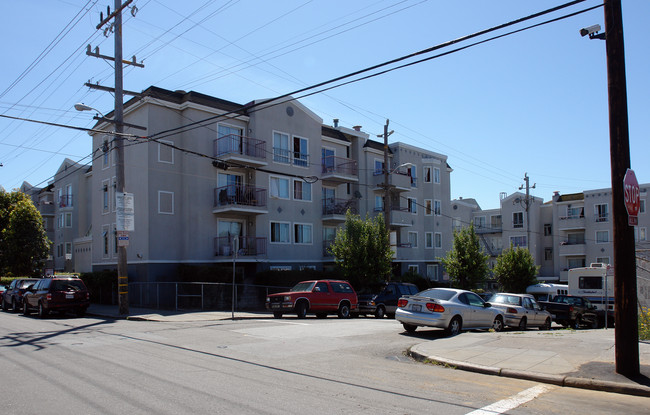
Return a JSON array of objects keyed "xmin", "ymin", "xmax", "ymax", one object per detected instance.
[{"xmin": 408, "ymin": 347, "xmax": 650, "ymax": 397}]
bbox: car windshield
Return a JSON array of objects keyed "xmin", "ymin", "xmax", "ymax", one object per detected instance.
[
  {"xmin": 416, "ymin": 288, "xmax": 456, "ymax": 301},
  {"xmin": 489, "ymin": 294, "xmax": 521, "ymax": 306},
  {"xmin": 51, "ymin": 280, "xmax": 86, "ymax": 292},
  {"xmin": 290, "ymin": 282, "xmax": 315, "ymax": 292},
  {"xmin": 18, "ymin": 280, "xmax": 37, "ymax": 288}
]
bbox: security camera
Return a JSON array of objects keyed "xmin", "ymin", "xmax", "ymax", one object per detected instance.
[{"xmin": 579, "ymin": 24, "xmax": 601, "ymax": 37}]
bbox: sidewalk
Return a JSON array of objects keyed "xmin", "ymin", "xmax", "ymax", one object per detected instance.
[
  {"xmin": 87, "ymin": 304, "xmax": 650, "ymax": 397},
  {"xmin": 409, "ymin": 328, "xmax": 650, "ymax": 397}
]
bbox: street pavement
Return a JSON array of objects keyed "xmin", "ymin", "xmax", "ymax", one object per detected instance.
[{"xmin": 87, "ymin": 304, "xmax": 650, "ymax": 397}]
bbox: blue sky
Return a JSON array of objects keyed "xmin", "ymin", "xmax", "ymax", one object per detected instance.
[{"xmin": 0, "ymin": 0, "xmax": 648, "ymax": 209}]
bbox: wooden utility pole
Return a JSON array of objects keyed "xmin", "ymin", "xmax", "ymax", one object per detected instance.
[
  {"xmin": 383, "ymin": 120, "xmax": 391, "ymax": 232},
  {"xmin": 603, "ymin": 0, "xmax": 639, "ymax": 376}
]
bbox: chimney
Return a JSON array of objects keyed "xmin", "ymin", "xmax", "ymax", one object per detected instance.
[
  {"xmin": 333, "ymin": 119, "xmax": 339, "ymax": 128},
  {"xmin": 352, "ymin": 125, "xmax": 362, "ymax": 131}
]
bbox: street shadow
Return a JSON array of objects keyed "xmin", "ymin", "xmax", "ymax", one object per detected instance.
[{"xmin": 0, "ymin": 318, "xmax": 115, "ymax": 350}]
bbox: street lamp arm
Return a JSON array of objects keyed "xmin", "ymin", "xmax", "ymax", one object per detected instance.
[{"xmin": 74, "ymin": 103, "xmax": 107, "ymax": 119}]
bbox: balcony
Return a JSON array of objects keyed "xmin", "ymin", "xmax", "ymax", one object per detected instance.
[
  {"xmin": 475, "ymin": 225, "xmax": 502, "ymax": 234},
  {"xmin": 322, "ymin": 198, "xmax": 357, "ymax": 223},
  {"xmin": 213, "ymin": 185, "xmax": 268, "ymax": 216},
  {"xmin": 271, "ymin": 148, "xmax": 310, "ymax": 167},
  {"xmin": 321, "ymin": 156, "xmax": 358, "ymax": 183},
  {"xmin": 558, "ymin": 214, "xmax": 586, "ymax": 230},
  {"xmin": 558, "ymin": 241, "xmax": 586, "ymax": 256},
  {"xmin": 214, "ymin": 235, "xmax": 267, "ymax": 258},
  {"xmin": 59, "ymin": 195, "xmax": 73, "ymax": 208},
  {"xmin": 389, "ymin": 206, "xmax": 414, "ymax": 227},
  {"xmin": 370, "ymin": 170, "xmax": 412, "ymax": 192},
  {"xmin": 213, "ymin": 134, "xmax": 267, "ymax": 167}
]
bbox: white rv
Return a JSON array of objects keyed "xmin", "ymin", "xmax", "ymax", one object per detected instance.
[
  {"xmin": 568, "ymin": 263, "xmax": 615, "ymax": 315},
  {"xmin": 525, "ymin": 283, "xmax": 568, "ymax": 302}
]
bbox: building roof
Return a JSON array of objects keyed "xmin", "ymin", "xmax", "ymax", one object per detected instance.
[
  {"xmin": 556, "ymin": 193, "xmax": 584, "ymax": 202},
  {"xmin": 363, "ymin": 138, "xmax": 392, "ymax": 154},
  {"xmin": 321, "ymin": 126, "xmax": 350, "ymax": 143}
]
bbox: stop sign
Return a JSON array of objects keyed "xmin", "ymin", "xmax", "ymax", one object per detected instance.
[{"xmin": 623, "ymin": 168, "xmax": 640, "ymax": 224}]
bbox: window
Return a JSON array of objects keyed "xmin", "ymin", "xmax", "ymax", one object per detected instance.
[
  {"xmin": 408, "ymin": 197, "xmax": 417, "ymax": 214},
  {"xmin": 567, "ymin": 232, "xmax": 585, "ymax": 244},
  {"xmin": 408, "ymin": 232, "xmax": 417, "ymax": 248},
  {"xmin": 641, "ymin": 199, "xmax": 646, "ymax": 214},
  {"xmin": 375, "ymin": 196, "xmax": 383, "ymax": 212},
  {"xmin": 423, "ymin": 166, "xmax": 432, "ymax": 183},
  {"xmin": 513, "ymin": 212, "xmax": 524, "ymax": 228},
  {"xmin": 216, "ymin": 124, "xmax": 243, "ymax": 155},
  {"xmin": 102, "ymin": 181, "xmax": 109, "ymax": 213},
  {"xmin": 217, "ymin": 173, "xmax": 242, "ymax": 203},
  {"xmin": 545, "ymin": 248, "xmax": 553, "ymax": 261},
  {"xmin": 270, "ymin": 222, "xmax": 290, "ymax": 243},
  {"xmin": 595, "ymin": 204, "xmax": 609, "ymax": 222},
  {"xmin": 65, "ymin": 212, "xmax": 72, "ymax": 227},
  {"xmin": 434, "ymin": 232, "xmax": 442, "ymax": 248},
  {"xmin": 113, "ymin": 224, "xmax": 118, "ymax": 255},
  {"xmin": 322, "ymin": 147, "xmax": 335, "ymax": 172},
  {"xmin": 424, "ymin": 200, "xmax": 432, "ymax": 216},
  {"xmin": 596, "ymin": 230, "xmax": 609, "ymax": 243},
  {"xmin": 579, "ymin": 277, "xmax": 603, "ymax": 290},
  {"xmin": 425, "ymin": 232, "xmax": 433, "ymax": 249},
  {"xmin": 640, "ymin": 228, "xmax": 647, "ymax": 241},
  {"xmin": 452, "ymin": 218, "xmax": 462, "ymax": 232},
  {"xmin": 510, "ymin": 235, "xmax": 527, "ymax": 248},
  {"xmin": 568, "ymin": 258, "xmax": 586, "ymax": 269},
  {"xmin": 58, "ymin": 214, "xmax": 63, "ymax": 229},
  {"xmin": 102, "ymin": 225, "xmax": 110, "ymax": 257},
  {"xmin": 434, "ymin": 167, "xmax": 440, "ymax": 184},
  {"xmin": 65, "ymin": 242, "xmax": 72, "ymax": 255},
  {"xmin": 293, "ymin": 180, "xmax": 312, "ymax": 201},
  {"xmin": 374, "ymin": 160, "xmax": 384, "ymax": 175},
  {"xmin": 102, "ymin": 140, "xmax": 109, "ymax": 169},
  {"xmin": 474, "ymin": 216, "xmax": 486, "ymax": 229},
  {"xmin": 491, "ymin": 215, "xmax": 502, "ymax": 228},
  {"xmin": 293, "ymin": 136, "xmax": 308, "ymax": 167},
  {"xmin": 270, "ymin": 177, "xmax": 290, "ymax": 199},
  {"xmin": 158, "ymin": 191, "xmax": 174, "ymax": 214},
  {"xmin": 408, "ymin": 166, "xmax": 417, "ymax": 187},
  {"xmin": 427, "ymin": 264, "xmax": 439, "ymax": 281},
  {"xmin": 331, "ymin": 282, "xmax": 354, "ymax": 293},
  {"xmin": 567, "ymin": 206, "xmax": 584, "ymax": 218},
  {"xmin": 434, "ymin": 200, "xmax": 441, "ymax": 216},
  {"xmin": 544, "ymin": 224, "xmax": 552, "ymax": 236},
  {"xmin": 408, "ymin": 265, "xmax": 419, "ymax": 274},
  {"xmin": 158, "ymin": 140, "xmax": 174, "ymax": 164},
  {"xmin": 596, "ymin": 256, "xmax": 610, "ymax": 265},
  {"xmin": 273, "ymin": 131, "xmax": 290, "ymax": 163},
  {"xmin": 294, "ymin": 223, "xmax": 313, "ymax": 244}
]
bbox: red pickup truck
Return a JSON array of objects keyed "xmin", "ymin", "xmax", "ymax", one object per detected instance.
[{"xmin": 266, "ymin": 280, "xmax": 358, "ymax": 319}]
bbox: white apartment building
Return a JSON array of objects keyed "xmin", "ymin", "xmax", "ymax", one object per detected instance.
[{"xmin": 82, "ymin": 86, "xmax": 453, "ymax": 283}]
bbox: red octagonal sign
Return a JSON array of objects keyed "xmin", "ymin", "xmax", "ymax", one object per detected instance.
[{"xmin": 624, "ymin": 168, "xmax": 640, "ymax": 225}]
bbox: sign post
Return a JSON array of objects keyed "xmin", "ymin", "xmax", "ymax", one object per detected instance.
[{"xmin": 623, "ymin": 168, "xmax": 640, "ymax": 226}]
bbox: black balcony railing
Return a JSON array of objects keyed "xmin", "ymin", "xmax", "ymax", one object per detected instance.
[
  {"xmin": 321, "ymin": 155, "xmax": 358, "ymax": 176},
  {"xmin": 214, "ymin": 134, "xmax": 266, "ymax": 160},
  {"xmin": 214, "ymin": 235, "xmax": 267, "ymax": 257},
  {"xmin": 322, "ymin": 198, "xmax": 357, "ymax": 215},
  {"xmin": 214, "ymin": 185, "xmax": 267, "ymax": 208}
]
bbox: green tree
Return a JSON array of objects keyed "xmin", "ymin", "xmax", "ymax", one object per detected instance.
[
  {"xmin": 0, "ymin": 191, "xmax": 50, "ymax": 276},
  {"xmin": 329, "ymin": 210, "xmax": 392, "ymax": 289},
  {"xmin": 440, "ymin": 224, "xmax": 488, "ymax": 290},
  {"xmin": 493, "ymin": 245, "xmax": 539, "ymax": 293}
]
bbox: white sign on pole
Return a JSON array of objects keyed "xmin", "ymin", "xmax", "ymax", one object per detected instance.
[{"xmin": 116, "ymin": 192, "xmax": 135, "ymax": 231}]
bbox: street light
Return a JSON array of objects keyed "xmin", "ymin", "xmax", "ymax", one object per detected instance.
[{"xmin": 74, "ymin": 103, "xmax": 106, "ymax": 120}]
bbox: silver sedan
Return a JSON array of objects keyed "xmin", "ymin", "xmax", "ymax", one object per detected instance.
[
  {"xmin": 487, "ymin": 293, "xmax": 552, "ymax": 330},
  {"xmin": 395, "ymin": 288, "xmax": 504, "ymax": 336}
]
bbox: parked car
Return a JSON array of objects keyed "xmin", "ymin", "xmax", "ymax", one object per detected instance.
[
  {"xmin": 486, "ymin": 293, "xmax": 552, "ymax": 330},
  {"xmin": 265, "ymin": 280, "xmax": 358, "ymax": 319},
  {"xmin": 395, "ymin": 287, "xmax": 504, "ymax": 335},
  {"xmin": 2, "ymin": 278, "xmax": 41, "ymax": 312},
  {"xmin": 22, "ymin": 276, "xmax": 90, "ymax": 318},
  {"xmin": 538, "ymin": 295, "xmax": 602, "ymax": 329},
  {"xmin": 357, "ymin": 282, "xmax": 419, "ymax": 318}
]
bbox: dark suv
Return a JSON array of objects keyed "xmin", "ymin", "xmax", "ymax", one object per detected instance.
[
  {"xmin": 2, "ymin": 278, "xmax": 40, "ymax": 313},
  {"xmin": 358, "ymin": 282, "xmax": 419, "ymax": 318},
  {"xmin": 23, "ymin": 277, "xmax": 90, "ymax": 318}
]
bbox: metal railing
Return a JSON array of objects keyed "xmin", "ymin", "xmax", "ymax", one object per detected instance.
[
  {"xmin": 214, "ymin": 134, "xmax": 266, "ymax": 160},
  {"xmin": 214, "ymin": 235, "xmax": 267, "ymax": 257},
  {"xmin": 322, "ymin": 198, "xmax": 357, "ymax": 215},
  {"xmin": 128, "ymin": 282, "xmax": 291, "ymax": 311},
  {"xmin": 214, "ymin": 184, "xmax": 267, "ymax": 208},
  {"xmin": 321, "ymin": 155, "xmax": 358, "ymax": 176}
]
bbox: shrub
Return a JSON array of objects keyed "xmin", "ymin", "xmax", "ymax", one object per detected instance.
[{"xmin": 639, "ymin": 305, "xmax": 650, "ymax": 341}]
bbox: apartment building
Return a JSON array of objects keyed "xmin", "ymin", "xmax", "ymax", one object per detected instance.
[
  {"xmin": 83, "ymin": 86, "xmax": 453, "ymax": 283},
  {"xmin": 19, "ymin": 181, "xmax": 55, "ymax": 271},
  {"xmin": 455, "ymin": 184, "xmax": 650, "ymax": 283}
]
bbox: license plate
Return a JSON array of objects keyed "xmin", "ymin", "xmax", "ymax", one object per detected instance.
[
  {"xmin": 66, "ymin": 293, "xmax": 74, "ymax": 299},
  {"xmin": 412, "ymin": 304, "xmax": 422, "ymax": 312}
]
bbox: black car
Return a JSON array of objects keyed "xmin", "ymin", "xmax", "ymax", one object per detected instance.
[
  {"xmin": 358, "ymin": 282, "xmax": 419, "ymax": 318},
  {"xmin": 2, "ymin": 278, "xmax": 40, "ymax": 312},
  {"xmin": 23, "ymin": 276, "xmax": 90, "ymax": 318}
]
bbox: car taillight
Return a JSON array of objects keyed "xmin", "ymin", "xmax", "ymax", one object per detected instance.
[
  {"xmin": 46, "ymin": 293, "xmax": 52, "ymax": 301},
  {"xmin": 507, "ymin": 307, "xmax": 518, "ymax": 314},
  {"xmin": 397, "ymin": 299, "xmax": 408, "ymax": 308},
  {"xmin": 86, "ymin": 292, "xmax": 89, "ymax": 300},
  {"xmin": 569, "ymin": 305, "xmax": 574, "ymax": 312},
  {"xmin": 426, "ymin": 303, "xmax": 445, "ymax": 313}
]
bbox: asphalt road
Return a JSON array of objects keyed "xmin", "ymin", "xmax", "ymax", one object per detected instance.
[{"xmin": 0, "ymin": 311, "xmax": 647, "ymax": 414}]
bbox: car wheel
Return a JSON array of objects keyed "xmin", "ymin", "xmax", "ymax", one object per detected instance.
[
  {"xmin": 492, "ymin": 316, "xmax": 504, "ymax": 332},
  {"xmin": 295, "ymin": 302, "xmax": 307, "ymax": 319},
  {"xmin": 446, "ymin": 316, "xmax": 462, "ymax": 336},
  {"xmin": 374, "ymin": 306, "xmax": 385, "ymax": 319},
  {"xmin": 402, "ymin": 323, "xmax": 417, "ymax": 333},
  {"xmin": 518, "ymin": 317, "xmax": 527, "ymax": 331},
  {"xmin": 1, "ymin": 298, "xmax": 7, "ymax": 312},
  {"xmin": 12, "ymin": 298, "xmax": 19, "ymax": 313},
  {"xmin": 23, "ymin": 301, "xmax": 30, "ymax": 316},
  {"xmin": 572, "ymin": 316, "xmax": 581, "ymax": 330},
  {"xmin": 273, "ymin": 311, "xmax": 283, "ymax": 319},
  {"xmin": 38, "ymin": 302, "xmax": 48, "ymax": 319},
  {"xmin": 337, "ymin": 303, "xmax": 351, "ymax": 319},
  {"xmin": 539, "ymin": 317, "xmax": 551, "ymax": 331}
]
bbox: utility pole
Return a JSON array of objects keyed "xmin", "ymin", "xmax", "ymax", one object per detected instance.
[
  {"xmin": 380, "ymin": 120, "xmax": 394, "ymax": 281},
  {"xmin": 603, "ymin": 0, "xmax": 639, "ymax": 377},
  {"xmin": 91, "ymin": 0, "xmax": 143, "ymax": 315},
  {"xmin": 518, "ymin": 173, "xmax": 536, "ymax": 251}
]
